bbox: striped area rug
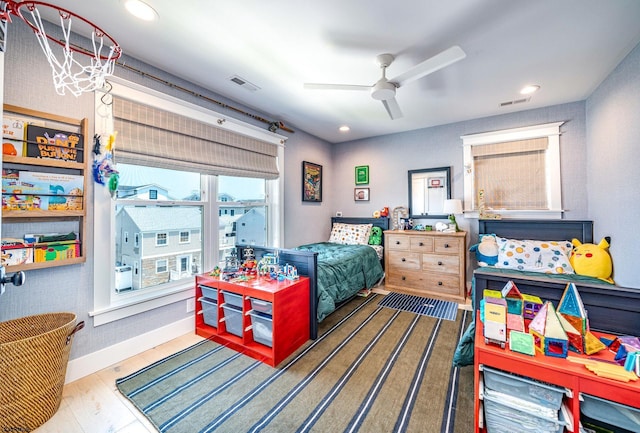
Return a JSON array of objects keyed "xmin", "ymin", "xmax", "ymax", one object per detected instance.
[
  {"xmin": 116, "ymin": 294, "xmax": 473, "ymax": 433},
  {"xmin": 378, "ymin": 292, "xmax": 459, "ymax": 321}
]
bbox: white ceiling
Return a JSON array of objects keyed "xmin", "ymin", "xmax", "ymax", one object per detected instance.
[{"xmin": 14, "ymin": 0, "xmax": 640, "ymax": 143}]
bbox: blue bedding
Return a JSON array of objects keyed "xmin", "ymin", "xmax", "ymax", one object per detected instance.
[{"xmin": 295, "ymin": 242, "xmax": 384, "ymax": 322}]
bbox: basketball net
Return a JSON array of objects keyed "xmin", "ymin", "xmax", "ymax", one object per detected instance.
[{"xmin": 3, "ymin": 1, "xmax": 122, "ymax": 97}]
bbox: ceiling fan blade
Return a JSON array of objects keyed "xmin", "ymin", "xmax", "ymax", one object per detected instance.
[
  {"xmin": 382, "ymin": 98, "xmax": 403, "ymax": 120},
  {"xmin": 303, "ymin": 83, "xmax": 371, "ymax": 91},
  {"xmin": 391, "ymin": 45, "xmax": 466, "ymax": 88}
]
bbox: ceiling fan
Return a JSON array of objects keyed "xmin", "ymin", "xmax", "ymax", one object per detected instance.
[{"xmin": 304, "ymin": 46, "xmax": 466, "ymax": 120}]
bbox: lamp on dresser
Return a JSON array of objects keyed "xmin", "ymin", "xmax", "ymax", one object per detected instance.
[{"xmin": 443, "ymin": 199, "xmax": 463, "ymax": 232}]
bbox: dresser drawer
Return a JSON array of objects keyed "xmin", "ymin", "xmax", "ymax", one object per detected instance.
[
  {"xmin": 387, "ymin": 235, "xmax": 410, "ymax": 250},
  {"xmin": 388, "ymin": 251, "xmax": 421, "ymax": 269},
  {"xmin": 434, "ymin": 237, "xmax": 462, "ymax": 254},
  {"xmin": 387, "ymin": 269, "xmax": 428, "ymax": 290},
  {"xmin": 421, "ymin": 273, "xmax": 462, "ymax": 296},
  {"xmin": 422, "ymin": 254, "xmax": 460, "ymax": 274},
  {"xmin": 409, "ymin": 236, "xmax": 434, "ymax": 253}
]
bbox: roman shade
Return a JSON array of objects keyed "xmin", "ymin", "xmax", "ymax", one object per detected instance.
[
  {"xmin": 112, "ymin": 97, "xmax": 279, "ymax": 179},
  {"xmin": 472, "ymin": 137, "xmax": 548, "ymax": 209}
]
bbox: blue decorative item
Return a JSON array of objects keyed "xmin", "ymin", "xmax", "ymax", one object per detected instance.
[{"xmin": 469, "ymin": 234, "xmax": 499, "ymax": 266}]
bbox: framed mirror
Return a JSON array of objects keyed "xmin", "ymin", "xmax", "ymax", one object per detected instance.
[{"xmin": 408, "ymin": 166, "xmax": 451, "ymax": 219}]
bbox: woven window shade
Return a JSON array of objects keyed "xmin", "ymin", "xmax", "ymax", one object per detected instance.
[
  {"xmin": 472, "ymin": 137, "xmax": 548, "ymax": 209},
  {"xmin": 113, "ymin": 98, "xmax": 279, "ymax": 179}
]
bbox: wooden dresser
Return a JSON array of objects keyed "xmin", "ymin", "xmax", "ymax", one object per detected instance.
[{"xmin": 384, "ymin": 230, "xmax": 467, "ymax": 302}]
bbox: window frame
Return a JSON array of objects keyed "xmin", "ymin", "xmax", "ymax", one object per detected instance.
[
  {"xmin": 461, "ymin": 122, "xmax": 564, "ymax": 219},
  {"xmin": 90, "ymin": 78, "xmax": 285, "ymax": 326}
]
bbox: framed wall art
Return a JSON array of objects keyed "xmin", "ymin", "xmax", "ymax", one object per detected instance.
[
  {"xmin": 302, "ymin": 161, "xmax": 322, "ymax": 202},
  {"xmin": 354, "ymin": 187, "xmax": 370, "ymax": 201},
  {"xmin": 355, "ymin": 165, "xmax": 369, "ymax": 185}
]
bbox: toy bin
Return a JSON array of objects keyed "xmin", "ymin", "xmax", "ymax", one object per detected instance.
[
  {"xmin": 481, "ymin": 365, "xmax": 567, "ymax": 410},
  {"xmin": 199, "ymin": 285, "xmax": 218, "ymax": 302},
  {"xmin": 580, "ymin": 393, "xmax": 640, "ymax": 433},
  {"xmin": 249, "ymin": 298, "xmax": 273, "ymax": 315},
  {"xmin": 221, "ymin": 304, "xmax": 243, "ymax": 337},
  {"xmin": 199, "ymin": 298, "xmax": 218, "ymax": 328},
  {"xmin": 483, "ymin": 390, "xmax": 566, "ymax": 433},
  {"xmin": 249, "ymin": 310, "xmax": 273, "ymax": 347},
  {"xmin": 221, "ymin": 290, "xmax": 243, "ymax": 308},
  {"xmin": 0, "ymin": 313, "xmax": 84, "ymax": 432}
]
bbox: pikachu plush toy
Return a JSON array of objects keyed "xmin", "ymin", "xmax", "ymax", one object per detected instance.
[{"xmin": 570, "ymin": 237, "xmax": 614, "ymax": 283}]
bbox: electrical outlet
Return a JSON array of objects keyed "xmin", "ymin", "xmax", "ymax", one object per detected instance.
[
  {"xmin": 336, "ymin": 211, "xmax": 343, "ymax": 217},
  {"xmin": 186, "ymin": 298, "xmax": 195, "ymax": 313}
]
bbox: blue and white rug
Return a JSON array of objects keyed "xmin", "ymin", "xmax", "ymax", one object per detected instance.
[{"xmin": 378, "ymin": 292, "xmax": 458, "ymax": 321}]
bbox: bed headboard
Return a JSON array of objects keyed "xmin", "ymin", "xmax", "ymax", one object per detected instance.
[
  {"xmin": 478, "ymin": 219, "xmax": 593, "ymax": 243},
  {"xmin": 330, "ymin": 217, "xmax": 390, "ymax": 246}
]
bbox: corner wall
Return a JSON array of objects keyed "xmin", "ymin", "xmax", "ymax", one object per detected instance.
[{"xmin": 586, "ymin": 41, "xmax": 640, "ymax": 288}]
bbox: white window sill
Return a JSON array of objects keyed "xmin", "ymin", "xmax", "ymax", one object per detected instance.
[
  {"xmin": 463, "ymin": 210, "xmax": 564, "ymax": 220},
  {"xmin": 89, "ymin": 283, "xmax": 193, "ymax": 326}
]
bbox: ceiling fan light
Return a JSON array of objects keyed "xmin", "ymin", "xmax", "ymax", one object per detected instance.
[
  {"xmin": 371, "ymin": 80, "xmax": 396, "ymax": 101},
  {"xmin": 124, "ymin": 0, "xmax": 159, "ymax": 21}
]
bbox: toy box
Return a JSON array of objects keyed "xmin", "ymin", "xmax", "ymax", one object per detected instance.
[
  {"xmin": 2, "ymin": 116, "xmax": 26, "ymax": 156},
  {"xmin": 1, "ymin": 242, "xmax": 34, "ymax": 266},
  {"xmin": 2, "ymin": 194, "xmax": 83, "ymax": 211},
  {"xmin": 25, "ymin": 125, "xmax": 84, "ymax": 162},
  {"xmin": 34, "ymin": 240, "xmax": 80, "ymax": 262},
  {"xmin": 2, "ymin": 169, "xmax": 84, "ymax": 196}
]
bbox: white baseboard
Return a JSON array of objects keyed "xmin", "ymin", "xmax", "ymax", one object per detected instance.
[{"xmin": 65, "ymin": 316, "xmax": 194, "ymax": 384}]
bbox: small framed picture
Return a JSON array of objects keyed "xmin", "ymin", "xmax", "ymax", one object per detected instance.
[
  {"xmin": 302, "ymin": 161, "xmax": 322, "ymax": 202},
  {"xmin": 354, "ymin": 187, "xmax": 370, "ymax": 201},
  {"xmin": 355, "ymin": 165, "xmax": 369, "ymax": 185}
]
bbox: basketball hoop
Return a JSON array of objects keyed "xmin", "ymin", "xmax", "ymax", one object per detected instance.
[{"xmin": 2, "ymin": 0, "xmax": 122, "ymax": 97}]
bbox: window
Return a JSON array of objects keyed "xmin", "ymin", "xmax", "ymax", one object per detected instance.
[
  {"xmin": 156, "ymin": 232, "xmax": 168, "ymax": 246},
  {"xmin": 91, "ymin": 78, "xmax": 285, "ymax": 326},
  {"xmin": 462, "ymin": 122, "xmax": 564, "ymax": 219},
  {"xmin": 156, "ymin": 259, "xmax": 168, "ymax": 273}
]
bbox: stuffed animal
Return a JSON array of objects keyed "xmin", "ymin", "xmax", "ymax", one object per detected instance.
[
  {"xmin": 369, "ymin": 226, "xmax": 383, "ymax": 245},
  {"xmin": 570, "ymin": 237, "xmax": 614, "ymax": 283},
  {"xmin": 469, "ymin": 234, "xmax": 499, "ymax": 267}
]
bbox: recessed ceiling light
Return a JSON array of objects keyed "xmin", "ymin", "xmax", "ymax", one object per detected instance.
[
  {"xmin": 520, "ymin": 84, "xmax": 540, "ymax": 95},
  {"xmin": 339, "ymin": 125, "xmax": 350, "ymax": 132},
  {"xmin": 124, "ymin": 0, "xmax": 159, "ymax": 21}
]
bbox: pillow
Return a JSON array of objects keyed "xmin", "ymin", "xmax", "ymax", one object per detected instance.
[
  {"xmin": 495, "ymin": 238, "xmax": 574, "ymax": 274},
  {"xmin": 328, "ymin": 223, "xmax": 372, "ymax": 245}
]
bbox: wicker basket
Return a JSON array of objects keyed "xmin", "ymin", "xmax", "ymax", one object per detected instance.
[{"xmin": 0, "ymin": 312, "xmax": 84, "ymax": 431}]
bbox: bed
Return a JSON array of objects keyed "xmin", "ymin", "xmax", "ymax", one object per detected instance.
[
  {"xmin": 472, "ymin": 219, "xmax": 640, "ymax": 335},
  {"xmin": 236, "ymin": 217, "xmax": 389, "ymax": 339}
]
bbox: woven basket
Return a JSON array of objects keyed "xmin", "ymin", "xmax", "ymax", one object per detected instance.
[{"xmin": 0, "ymin": 312, "xmax": 84, "ymax": 431}]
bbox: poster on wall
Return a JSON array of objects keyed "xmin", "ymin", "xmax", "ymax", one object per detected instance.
[{"xmin": 302, "ymin": 161, "xmax": 322, "ymax": 202}]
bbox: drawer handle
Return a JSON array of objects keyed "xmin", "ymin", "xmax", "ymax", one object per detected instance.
[
  {"xmin": 396, "ymin": 241, "xmax": 400, "ymax": 245},
  {"xmin": 437, "ymin": 261, "xmax": 443, "ymax": 266},
  {"xmin": 401, "ymin": 276, "xmax": 406, "ymax": 281},
  {"xmin": 401, "ymin": 258, "xmax": 406, "ymax": 262},
  {"xmin": 444, "ymin": 243, "xmax": 450, "ymax": 248},
  {"xmin": 419, "ymin": 242, "xmax": 424, "ymax": 246},
  {"xmin": 438, "ymin": 281, "xmax": 443, "ymax": 286}
]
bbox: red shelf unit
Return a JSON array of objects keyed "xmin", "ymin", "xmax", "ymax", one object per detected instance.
[
  {"xmin": 473, "ymin": 315, "xmax": 640, "ymax": 432},
  {"xmin": 195, "ymin": 274, "xmax": 310, "ymax": 367}
]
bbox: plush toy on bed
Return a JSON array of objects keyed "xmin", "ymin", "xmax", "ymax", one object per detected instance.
[
  {"xmin": 570, "ymin": 237, "xmax": 614, "ymax": 283},
  {"xmin": 369, "ymin": 226, "xmax": 383, "ymax": 245},
  {"xmin": 469, "ymin": 234, "xmax": 499, "ymax": 267}
]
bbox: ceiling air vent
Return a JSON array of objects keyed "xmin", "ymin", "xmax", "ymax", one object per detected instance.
[
  {"xmin": 228, "ymin": 75, "xmax": 260, "ymax": 92},
  {"xmin": 499, "ymin": 97, "xmax": 530, "ymax": 107}
]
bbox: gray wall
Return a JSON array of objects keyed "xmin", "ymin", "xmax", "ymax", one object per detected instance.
[
  {"xmin": 1, "ymin": 21, "xmax": 638, "ymax": 364},
  {"xmin": 586, "ymin": 42, "xmax": 640, "ymax": 288}
]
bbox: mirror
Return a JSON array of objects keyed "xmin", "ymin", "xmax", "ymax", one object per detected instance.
[{"xmin": 408, "ymin": 166, "xmax": 451, "ymax": 219}]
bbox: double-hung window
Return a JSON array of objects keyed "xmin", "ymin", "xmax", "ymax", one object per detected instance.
[{"xmin": 91, "ymin": 79, "xmax": 285, "ymax": 325}]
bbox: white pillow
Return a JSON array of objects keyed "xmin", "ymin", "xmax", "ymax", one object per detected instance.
[
  {"xmin": 495, "ymin": 238, "xmax": 574, "ymax": 274},
  {"xmin": 328, "ymin": 223, "xmax": 373, "ymax": 245}
]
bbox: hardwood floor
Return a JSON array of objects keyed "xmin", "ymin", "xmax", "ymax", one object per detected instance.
[{"xmin": 34, "ymin": 332, "xmax": 205, "ymax": 433}]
